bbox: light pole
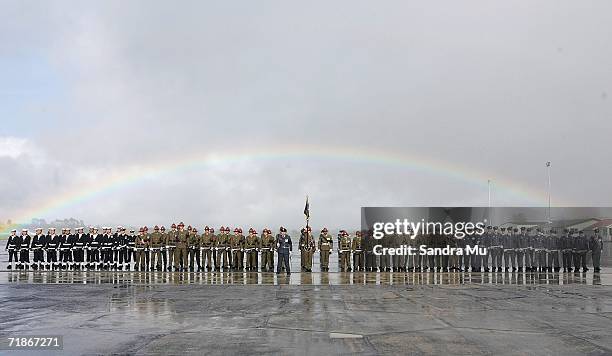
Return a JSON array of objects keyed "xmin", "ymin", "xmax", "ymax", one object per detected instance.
[
  {"xmin": 487, "ymin": 179, "xmax": 492, "ymax": 225},
  {"xmin": 546, "ymin": 162, "xmax": 551, "ymax": 223}
]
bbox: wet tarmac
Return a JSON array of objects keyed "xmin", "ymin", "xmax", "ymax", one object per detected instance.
[
  {"xmin": 2, "ymin": 270, "xmax": 612, "ymax": 355},
  {"xmin": 1, "ymin": 269, "xmax": 611, "ymax": 286},
  {"xmin": 2, "ymin": 247, "xmax": 612, "ymax": 355}
]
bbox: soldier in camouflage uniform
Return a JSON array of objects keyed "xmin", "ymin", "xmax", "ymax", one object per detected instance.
[
  {"xmin": 352, "ymin": 231, "xmax": 364, "ymax": 271},
  {"xmin": 159, "ymin": 226, "xmax": 167, "ymax": 270},
  {"xmin": 299, "ymin": 228, "xmax": 307, "ymax": 271},
  {"xmin": 200, "ymin": 226, "xmax": 215, "ymax": 271},
  {"xmin": 245, "ymin": 228, "xmax": 260, "ymax": 271},
  {"xmin": 209, "ymin": 228, "xmax": 218, "ymax": 270},
  {"xmin": 260, "ymin": 228, "xmax": 275, "ymax": 272},
  {"xmin": 188, "ymin": 227, "xmax": 200, "ymax": 271},
  {"xmin": 149, "ymin": 225, "xmax": 164, "ymax": 271},
  {"xmin": 175, "ymin": 222, "xmax": 189, "ymax": 271},
  {"xmin": 134, "ymin": 228, "xmax": 146, "ymax": 271},
  {"xmin": 318, "ymin": 228, "xmax": 333, "ymax": 271},
  {"xmin": 231, "ymin": 228, "xmax": 245, "ymax": 271},
  {"xmin": 166, "ymin": 224, "xmax": 178, "ymax": 271},
  {"xmin": 216, "ymin": 227, "xmax": 231, "ymax": 271},
  {"xmin": 299, "ymin": 227, "xmax": 315, "ymax": 272},
  {"xmin": 339, "ymin": 230, "xmax": 352, "ymax": 272}
]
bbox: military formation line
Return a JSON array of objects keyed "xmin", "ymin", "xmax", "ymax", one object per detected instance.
[{"xmin": 4, "ymin": 224, "xmax": 605, "ymax": 273}]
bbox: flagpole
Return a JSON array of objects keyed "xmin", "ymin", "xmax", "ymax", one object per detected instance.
[{"xmin": 305, "ymin": 195, "xmax": 309, "ymax": 232}]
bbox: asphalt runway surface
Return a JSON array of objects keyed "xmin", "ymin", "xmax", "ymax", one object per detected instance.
[
  {"xmin": 2, "ymin": 269, "xmax": 612, "ymax": 355},
  {"xmin": 2, "ymin": 247, "xmax": 612, "ymax": 355}
]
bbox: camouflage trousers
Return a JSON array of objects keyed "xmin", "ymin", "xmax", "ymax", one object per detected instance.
[
  {"xmin": 232, "ymin": 250, "xmax": 243, "ymax": 269},
  {"xmin": 166, "ymin": 248, "xmax": 175, "ymax": 269},
  {"xmin": 320, "ymin": 250, "xmax": 330, "ymax": 270},
  {"xmin": 353, "ymin": 251, "xmax": 364, "ymax": 270},
  {"xmin": 216, "ymin": 248, "xmax": 230, "ymax": 269},
  {"xmin": 201, "ymin": 248, "xmax": 213, "ymax": 269},
  {"xmin": 150, "ymin": 249, "xmax": 163, "ymax": 270},
  {"xmin": 261, "ymin": 249, "xmax": 274, "ymax": 271},
  {"xmin": 189, "ymin": 248, "xmax": 200, "ymax": 269},
  {"xmin": 301, "ymin": 250, "xmax": 313, "ymax": 270},
  {"xmin": 245, "ymin": 250, "xmax": 258, "ymax": 269},
  {"xmin": 340, "ymin": 251, "xmax": 351, "ymax": 271},
  {"xmin": 174, "ymin": 248, "xmax": 188, "ymax": 269}
]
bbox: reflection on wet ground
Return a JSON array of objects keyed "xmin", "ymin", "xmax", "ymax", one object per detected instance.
[
  {"xmin": 2, "ymin": 277, "xmax": 612, "ymax": 355},
  {"xmin": 1, "ymin": 269, "xmax": 611, "ymax": 285}
]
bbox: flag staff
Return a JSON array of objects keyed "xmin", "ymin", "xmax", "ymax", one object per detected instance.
[{"xmin": 304, "ymin": 195, "xmax": 310, "ymax": 232}]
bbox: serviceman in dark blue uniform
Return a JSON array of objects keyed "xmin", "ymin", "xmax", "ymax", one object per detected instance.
[
  {"xmin": 276, "ymin": 226, "xmax": 292, "ymax": 275},
  {"xmin": 560, "ymin": 229, "xmax": 572, "ymax": 272},
  {"xmin": 516, "ymin": 227, "xmax": 527, "ymax": 272},
  {"xmin": 574, "ymin": 230, "xmax": 590, "ymax": 272},
  {"xmin": 5, "ymin": 229, "xmax": 18, "ymax": 270},
  {"xmin": 46, "ymin": 228, "xmax": 60, "ymax": 270},
  {"xmin": 591, "ymin": 228, "xmax": 603, "ymax": 272},
  {"xmin": 31, "ymin": 228, "xmax": 46, "ymax": 270},
  {"xmin": 549, "ymin": 229, "xmax": 560, "ymax": 272}
]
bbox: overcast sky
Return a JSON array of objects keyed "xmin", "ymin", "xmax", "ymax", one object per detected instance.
[{"xmin": 1, "ymin": 1, "xmax": 611, "ymax": 230}]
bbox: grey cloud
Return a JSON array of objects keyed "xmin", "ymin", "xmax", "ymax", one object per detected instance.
[{"xmin": 2, "ymin": 1, "xmax": 612, "ymax": 228}]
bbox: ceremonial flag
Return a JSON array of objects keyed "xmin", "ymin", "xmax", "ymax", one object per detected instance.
[{"xmin": 304, "ymin": 196, "xmax": 310, "ymax": 220}]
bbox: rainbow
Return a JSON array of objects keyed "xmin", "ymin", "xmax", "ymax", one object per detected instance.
[{"xmin": 1, "ymin": 143, "xmax": 557, "ymax": 232}]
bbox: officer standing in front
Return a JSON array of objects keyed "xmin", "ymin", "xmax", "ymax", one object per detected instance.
[{"xmin": 276, "ymin": 227, "xmax": 292, "ymax": 275}]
